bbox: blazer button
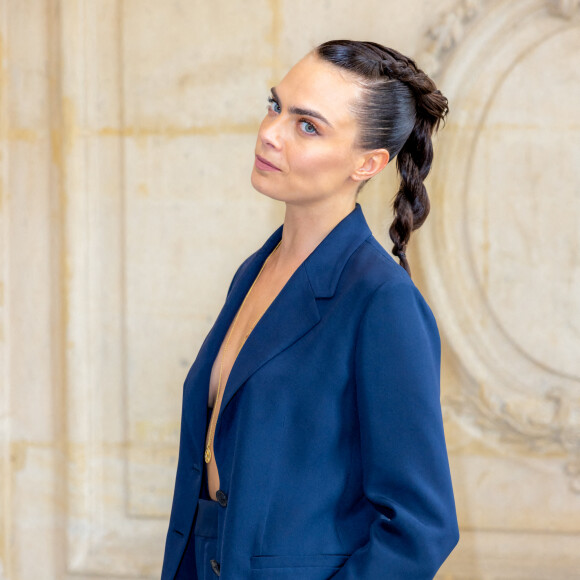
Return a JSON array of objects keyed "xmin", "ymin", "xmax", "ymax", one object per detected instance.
[
  {"xmin": 215, "ymin": 489, "xmax": 228, "ymax": 507},
  {"xmin": 210, "ymin": 558, "xmax": 221, "ymax": 576}
]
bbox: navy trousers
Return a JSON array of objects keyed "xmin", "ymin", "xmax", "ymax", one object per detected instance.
[
  {"xmin": 193, "ymin": 499, "xmax": 220, "ymax": 578},
  {"xmin": 174, "ymin": 498, "xmax": 219, "ymax": 579}
]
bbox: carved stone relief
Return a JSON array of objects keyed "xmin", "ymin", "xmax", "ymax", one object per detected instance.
[{"xmin": 417, "ymin": 0, "xmax": 580, "ymax": 493}]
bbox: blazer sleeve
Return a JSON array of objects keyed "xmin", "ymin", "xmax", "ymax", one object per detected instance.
[{"xmin": 332, "ymin": 280, "xmax": 459, "ymax": 580}]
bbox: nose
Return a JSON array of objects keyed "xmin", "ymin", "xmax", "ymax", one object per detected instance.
[{"xmin": 258, "ymin": 114, "xmax": 283, "ymax": 150}]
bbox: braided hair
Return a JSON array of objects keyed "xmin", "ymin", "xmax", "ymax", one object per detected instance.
[{"xmin": 316, "ymin": 40, "xmax": 449, "ymax": 276}]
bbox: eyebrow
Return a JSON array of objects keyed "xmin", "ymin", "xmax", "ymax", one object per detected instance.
[{"xmin": 271, "ymin": 87, "xmax": 333, "ymax": 128}]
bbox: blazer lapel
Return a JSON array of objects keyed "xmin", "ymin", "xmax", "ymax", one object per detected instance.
[
  {"xmin": 183, "ymin": 225, "xmax": 284, "ymax": 450},
  {"xmin": 215, "ymin": 203, "xmax": 373, "ymax": 428},
  {"xmin": 216, "ymin": 265, "xmax": 320, "ymax": 426}
]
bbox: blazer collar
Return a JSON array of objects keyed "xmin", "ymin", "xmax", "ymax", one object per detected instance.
[
  {"xmin": 302, "ymin": 203, "xmax": 372, "ymax": 298},
  {"xmin": 249, "ymin": 202, "xmax": 373, "ymax": 298}
]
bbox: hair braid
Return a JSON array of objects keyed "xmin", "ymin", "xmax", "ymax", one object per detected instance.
[
  {"xmin": 389, "ymin": 74, "xmax": 447, "ymax": 275},
  {"xmin": 389, "ymin": 116, "xmax": 433, "ymax": 274},
  {"xmin": 316, "ymin": 40, "xmax": 449, "ymax": 277}
]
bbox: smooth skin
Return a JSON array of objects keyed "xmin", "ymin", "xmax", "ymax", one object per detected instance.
[{"xmin": 205, "ymin": 52, "xmax": 390, "ymax": 499}]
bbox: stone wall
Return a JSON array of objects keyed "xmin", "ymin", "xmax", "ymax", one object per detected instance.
[{"xmin": 0, "ymin": 0, "xmax": 578, "ymax": 578}]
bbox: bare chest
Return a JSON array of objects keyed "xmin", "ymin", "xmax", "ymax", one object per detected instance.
[{"xmin": 207, "ymin": 266, "xmax": 293, "ymax": 407}]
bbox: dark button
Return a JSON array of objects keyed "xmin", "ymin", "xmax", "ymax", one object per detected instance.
[
  {"xmin": 210, "ymin": 558, "xmax": 221, "ymax": 576},
  {"xmin": 215, "ymin": 489, "xmax": 228, "ymax": 507}
]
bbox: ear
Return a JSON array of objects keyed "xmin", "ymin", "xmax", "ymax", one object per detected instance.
[{"xmin": 351, "ymin": 149, "xmax": 390, "ymax": 182}]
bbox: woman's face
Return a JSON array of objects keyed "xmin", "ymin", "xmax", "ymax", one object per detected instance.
[{"xmin": 251, "ymin": 53, "xmax": 365, "ymax": 206}]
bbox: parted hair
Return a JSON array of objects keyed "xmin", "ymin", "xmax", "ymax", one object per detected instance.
[{"xmin": 316, "ymin": 40, "xmax": 449, "ymax": 277}]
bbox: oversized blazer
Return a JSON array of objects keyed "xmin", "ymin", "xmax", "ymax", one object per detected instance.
[{"xmin": 161, "ymin": 203, "xmax": 459, "ymax": 579}]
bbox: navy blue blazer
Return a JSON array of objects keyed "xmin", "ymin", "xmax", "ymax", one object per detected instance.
[{"xmin": 161, "ymin": 204, "xmax": 459, "ymax": 579}]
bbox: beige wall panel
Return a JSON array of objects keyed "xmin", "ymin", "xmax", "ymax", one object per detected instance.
[
  {"xmin": 1, "ymin": 0, "xmax": 579, "ymax": 578},
  {"xmin": 121, "ymin": 0, "xmax": 274, "ymax": 129},
  {"xmin": 61, "ymin": 0, "xmax": 280, "ymax": 577},
  {"xmin": 276, "ymin": 0, "xmax": 460, "ymax": 71}
]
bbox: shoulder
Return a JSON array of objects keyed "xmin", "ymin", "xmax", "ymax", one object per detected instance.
[
  {"xmin": 346, "ymin": 235, "xmax": 439, "ymax": 333},
  {"xmin": 355, "ymin": 236, "xmax": 411, "ymax": 284},
  {"xmin": 345, "ymin": 235, "xmax": 420, "ymax": 296}
]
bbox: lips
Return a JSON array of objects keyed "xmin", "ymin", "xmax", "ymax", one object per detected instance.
[{"xmin": 255, "ymin": 154, "xmax": 282, "ymax": 172}]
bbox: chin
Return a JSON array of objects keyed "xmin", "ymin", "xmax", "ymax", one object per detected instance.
[{"xmin": 250, "ymin": 171, "xmax": 287, "ymax": 202}]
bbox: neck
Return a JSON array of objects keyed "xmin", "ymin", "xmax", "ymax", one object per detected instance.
[{"xmin": 275, "ymin": 197, "xmax": 357, "ymax": 266}]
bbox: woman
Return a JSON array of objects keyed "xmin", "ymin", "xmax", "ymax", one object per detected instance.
[{"xmin": 161, "ymin": 40, "xmax": 459, "ymax": 579}]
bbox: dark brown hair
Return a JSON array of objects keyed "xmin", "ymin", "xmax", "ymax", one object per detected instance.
[{"xmin": 316, "ymin": 40, "xmax": 449, "ymax": 276}]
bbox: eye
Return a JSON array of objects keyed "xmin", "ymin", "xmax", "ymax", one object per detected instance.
[
  {"xmin": 267, "ymin": 96, "xmax": 281, "ymax": 114},
  {"xmin": 299, "ymin": 120, "xmax": 319, "ymax": 135}
]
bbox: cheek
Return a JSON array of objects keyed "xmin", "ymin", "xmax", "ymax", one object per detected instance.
[{"xmin": 290, "ymin": 141, "xmax": 353, "ymax": 178}]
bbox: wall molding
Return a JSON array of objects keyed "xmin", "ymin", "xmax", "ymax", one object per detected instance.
[
  {"xmin": 61, "ymin": 0, "xmax": 165, "ymax": 576},
  {"xmin": 418, "ymin": 0, "xmax": 580, "ymax": 494},
  {"xmin": 420, "ymin": 0, "xmax": 580, "ymax": 76}
]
